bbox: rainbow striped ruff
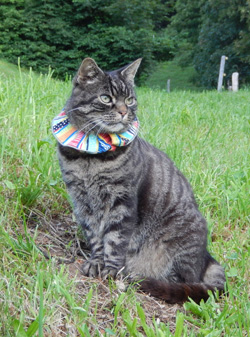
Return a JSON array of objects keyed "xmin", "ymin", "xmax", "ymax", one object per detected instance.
[{"xmin": 52, "ymin": 110, "xmax": 139, "ymax": 154}]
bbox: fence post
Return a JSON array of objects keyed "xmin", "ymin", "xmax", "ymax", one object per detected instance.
[
  {"xmin": 167, "ymin": 79, "xmax": 170, "ymax": 93},
  {"xmin": 217, "ymin": 55, "xmax": 227, "ymax": 91},
  {"xmin": 232, "ymin": 72, "xmax": 239, "ymax": 92}
]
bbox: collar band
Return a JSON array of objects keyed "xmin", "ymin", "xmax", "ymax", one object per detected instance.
[{"xmin": 52, "ymin": 110, "xmax": 139, "ymax": 154}]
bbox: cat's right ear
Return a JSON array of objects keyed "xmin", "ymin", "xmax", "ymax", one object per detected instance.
[
  {"xmin": 121, "ymin": 58, "xmax": 142, "ymax": 85},
  {"xmin": 74, "ymin": 58, "xmax": 104, "ymax": 85}
]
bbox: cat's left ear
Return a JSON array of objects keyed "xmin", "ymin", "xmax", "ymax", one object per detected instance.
[
  {"xmin": 75, "ymin": 58, "xmax": 104, "ymax": 85},
  {"xmin": 121, "ymin": 58, "xmax": 142, "ymax": 85}
]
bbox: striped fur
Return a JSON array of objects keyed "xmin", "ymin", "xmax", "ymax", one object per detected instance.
[{"xmin": 57, "ymin": 58, "xmax": 225, "ymax": 304}]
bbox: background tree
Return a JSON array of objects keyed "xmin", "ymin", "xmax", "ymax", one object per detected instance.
[
  {"xmin": 0, "ymin": 0, "xmax": 175, "ymax": 81},
  {"xmin": 167, "ymin": 0, "xmax": 205, "ymax": 66},
  {"xmin": 167, "ymin": 0, "xmax": 250, "ymax": 88},
  {"xmin": 234, "ymin": 0, "xmax": 250, "ymax": 65},
  {"xmin": 0, "ymin": 0, "xmax": 250, "ymax": 87},
  {"xmin": 194, "ymin": 0, "xmax": 250, "ymax": 88},
  {"xmin": 0, "ymin": 0, "xmax": 26, "ymax": 63}
]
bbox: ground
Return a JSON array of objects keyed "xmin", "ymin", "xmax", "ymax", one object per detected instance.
[{"xmin": 26, "ymin": 210, "xmax": 188, "ymax": 335}]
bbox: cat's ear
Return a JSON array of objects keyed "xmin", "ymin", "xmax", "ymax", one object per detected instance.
[
  {"xmin": 121, "ymin": 58, "xmax": 142, "ymax": 85},
  {"xmin": 75, "ymin": 58, "xmax": 104, "ymax": 85}
]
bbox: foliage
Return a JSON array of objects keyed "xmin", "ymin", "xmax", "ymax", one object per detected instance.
[
  {"xmin": 194, "ymin": 0, "xmax": 250, "ymax": 88},
  {"xmin": 1, "ymin": 0, "xmax": 250, "ymax": 87},
  {"xmin": 0, "ymin": 0, "xmax": 174, "ymax": 81},
  {"xmin": 167, "ymin": 0, "xmax": 205, "ymax": 66},
  {"xmin": 234, "ymin": 0, "xmax": 250, "ymax": 64},
  {"xmin": 168, "ymin": 0, "xmax": 250, "ymax": 88}
]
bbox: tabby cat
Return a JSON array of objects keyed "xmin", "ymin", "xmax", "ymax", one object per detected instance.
[{"xmin": 52, "ymin": 58, "xmax": 225, "ymax": 304}]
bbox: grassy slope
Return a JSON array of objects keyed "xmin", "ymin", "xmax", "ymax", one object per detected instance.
[
  {"xmin": 0, "ymin": 62, "xmax": 249, "ymax": 336},
  {"xmin": 0, "ymin": 59, "xmax": 25, "ymax": 78},
  {"xmin": 146, "ymin": 61, "xmax": 201, "ymax": 91}
]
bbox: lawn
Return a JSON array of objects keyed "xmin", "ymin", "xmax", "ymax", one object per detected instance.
[{"xmin": 0, "ymin": 63, "xmax": 249, "ymax": 336}]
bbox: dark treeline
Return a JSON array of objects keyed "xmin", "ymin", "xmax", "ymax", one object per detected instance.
[{"xmin": 0, "ymin": 0, "xmax": 249, "ymax": 88}]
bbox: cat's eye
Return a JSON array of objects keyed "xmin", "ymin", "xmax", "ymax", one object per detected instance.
[
  {"xmin": 100, "ymin": 95, "xmax": 112, "ymax": 104},
  {"xmin": 125, "ymin": 97, "xmax": 135, "ymax": 106}
]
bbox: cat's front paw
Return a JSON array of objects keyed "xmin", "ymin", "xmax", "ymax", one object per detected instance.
[
  {"xmin": 82, "ymin": 259, "xmax": 104, "ymax": 277},
  {"xmin": 101, "ymin": 266, "xmax": 122, "ymax": 279}
]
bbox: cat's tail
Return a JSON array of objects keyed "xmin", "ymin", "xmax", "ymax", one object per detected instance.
[
  {"xmin": 136, "ymin": 259, "xmax": 225, "ymax": 304},
  {"xmin": 138, "ymin": 278, "xmax": 225, "ymax": 304},
  {"xmin": 139, "ymin": 279, "xmax": 225, "ymax": 304}
]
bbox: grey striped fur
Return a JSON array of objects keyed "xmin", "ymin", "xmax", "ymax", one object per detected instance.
[{"xmin": 57, "ymin": 58, "xmax": 225, "ymax": 303}]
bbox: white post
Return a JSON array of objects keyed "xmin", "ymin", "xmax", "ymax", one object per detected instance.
[
  {"xmin": 167, "ymin": 79, "xmax": 170, "ymax": 93},
  {"xmin": 217, "ymin": 55, "xmax": 227, "ymax": 91},
  {"xmin": 232, "ymin": 72, "xmax": 239, "ymax": 92}
]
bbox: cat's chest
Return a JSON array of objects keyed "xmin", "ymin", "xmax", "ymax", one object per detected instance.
[{"xmin": 60, "ymin": 151, "xmax": 133, "ymax": 210}]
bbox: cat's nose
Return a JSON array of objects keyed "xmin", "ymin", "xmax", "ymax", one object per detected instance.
[
  {"xmin": 118, "ymin": 109, "xmax": 127, "ymax": 116},
  {"xmin": 118, "ymin": 106, "xmax": 128, "ymax": 117}
]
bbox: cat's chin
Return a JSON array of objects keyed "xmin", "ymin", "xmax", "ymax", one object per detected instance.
[
  {"xmin": 76, "ymin": 121, "xmax": 128, "ymax": 134},
  {"xmin": 98, "ymin": 122, "xmax": 129, "ymax": 134}
]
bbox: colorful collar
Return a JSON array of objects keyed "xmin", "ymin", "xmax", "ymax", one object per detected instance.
[{"xmin": 52, "ymin": 110, "xmax": 139, "ymax": 154}]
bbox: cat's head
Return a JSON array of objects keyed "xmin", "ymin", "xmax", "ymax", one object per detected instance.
[{"xmin": 65, "ymin": 58, "xmax": 142, "ymax": 134}]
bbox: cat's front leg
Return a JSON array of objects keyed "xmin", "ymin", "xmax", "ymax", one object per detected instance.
[
  {"xmin": 101, "ymin": 223, "xmax": 132, "ymax": 279},
  {"xmin": 81, "ymin": 226, "xmax": 105, "ymax": 277}
]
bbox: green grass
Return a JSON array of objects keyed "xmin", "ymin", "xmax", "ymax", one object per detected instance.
[
  {"xmin": 146, "ymin": 61, "xmax": 201, "ymax": 91},
  {"xmin": 0, "ymin": 60, "xmax": 19, "ymax": 78},
  {"xmin": 0, "ymin": 62, "xmax": 249, "ymax": 336}
]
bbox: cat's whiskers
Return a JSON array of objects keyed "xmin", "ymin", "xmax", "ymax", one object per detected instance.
[
  {"xmin": 65, "ymin": 107, "xmax": 82, "ymax": 114},
  {"xmin": 65, "ymin": 109, "xmax": 106, "ymax": 132},
  {"xmin": 78, "ymin": 115, "xmax": 117, "ymax": 135},
  {"xmin": 97, "ymin": 122, "xmax": 109, "ymax": 135},
  {"xmin": 84, "ymin": 120, "xmax": 104, "ymax": 136},
  {"xmin": 62, "ymin": 108, "xmax": 103, "ymax": 132},
  {"xmin": 78, "ymin": 118, "xmax": 104, "ymax": 133}
]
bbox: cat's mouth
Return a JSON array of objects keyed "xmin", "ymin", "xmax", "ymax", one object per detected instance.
[
  {"xmin": 70, "ymin": 115, "xmax": 129, "ymax": 134},
  {"xmin": 99, "ymin": 121, "xmax": 130, "ymax": 134}
]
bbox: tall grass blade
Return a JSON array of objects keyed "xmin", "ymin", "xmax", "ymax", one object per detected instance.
[
  {"xmin": 174, "ymin": 312, "xmax": 184, "ymax": 337},
  {"xmin": 38, "ymin": 266, "xmax": 44, "ymax": 337}
]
